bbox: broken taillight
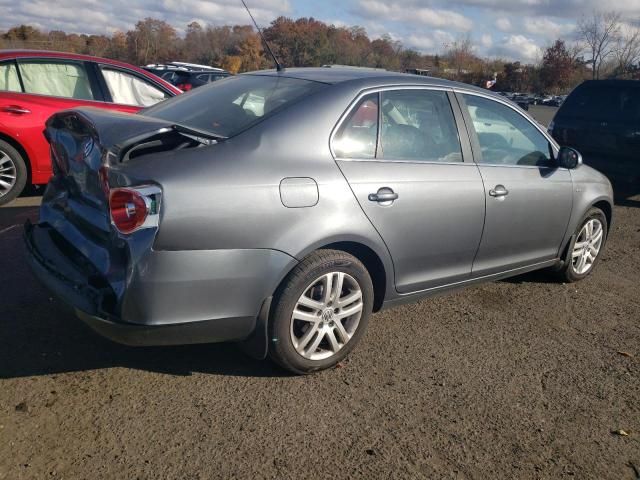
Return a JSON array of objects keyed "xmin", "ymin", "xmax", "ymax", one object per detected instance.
[{"xmin": 109, "ymin": 186, "xmax": 161, "ymax": 235}]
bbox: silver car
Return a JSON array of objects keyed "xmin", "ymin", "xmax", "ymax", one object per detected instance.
[{"xmin": 25, "ymin": 68, "xmax": 613, "ymax": 373}]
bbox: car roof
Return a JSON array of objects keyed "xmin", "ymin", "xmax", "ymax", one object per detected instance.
[
  {"xmin": 244, "ymin": 66, "xmax": 491, "ymax": 95},
  {"xmin": 579, "ymin": 79, "xmax": 640, "ymax": 88},
  {"xmin": 1, "ymin": 49, "xmax": 133, "ymax": 67}
]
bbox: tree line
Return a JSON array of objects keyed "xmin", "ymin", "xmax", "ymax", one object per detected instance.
[{"xmin": 1, "ymin": 12, "xmax": 638, "ymax": 94}]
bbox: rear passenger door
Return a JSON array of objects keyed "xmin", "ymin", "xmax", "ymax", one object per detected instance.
[
  {"xmin": 334, "ymin": 88, "xmax": 486, "ymax": 293},
  {"xmin": 0, "ymin": 58, "xmax": 107, "ymax": 176}
]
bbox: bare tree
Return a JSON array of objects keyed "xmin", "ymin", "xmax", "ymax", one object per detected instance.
[
  {"xmin": 613, "ymin": 25, "xmax": 640, "ymax": 77},
  {"xmin": 445, "ymin": 34, "xmax": 476, "ymax": 79},
  {"xmin": 577, "ymin": 11, "xmax": 621, "ymax": 79}
]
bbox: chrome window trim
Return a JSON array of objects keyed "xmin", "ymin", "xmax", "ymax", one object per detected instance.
[{"xmin": 329, "ymin": 85, "xmax": 468, "ymax": 165}]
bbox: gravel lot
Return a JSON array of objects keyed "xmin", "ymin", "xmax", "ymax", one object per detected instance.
[{"xmin": 1, "ymin": 107, "xmax": 638, "ymax": 479}]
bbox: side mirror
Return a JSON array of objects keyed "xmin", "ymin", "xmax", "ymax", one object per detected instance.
[{"xmin": 557, "ymin": 146, "xmax": 582, "ymax": 169}]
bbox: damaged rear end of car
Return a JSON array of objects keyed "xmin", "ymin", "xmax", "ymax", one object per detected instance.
[{"xmin": 24, "ymin": 107, "xmax": 264, "ymax": 347}]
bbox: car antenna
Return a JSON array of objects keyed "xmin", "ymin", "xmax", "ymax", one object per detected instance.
[{"xmin": 241, "ymin": 0, "xmax": 284, "ymax": 72}]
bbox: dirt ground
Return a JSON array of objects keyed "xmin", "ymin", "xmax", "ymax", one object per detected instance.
[{"xmin": 1, "ymin": 156, "xmax": 639, "ymax": 478}]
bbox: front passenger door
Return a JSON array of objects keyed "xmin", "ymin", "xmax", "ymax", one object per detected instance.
[
  {"xmin": 335, "ymin": 88, "xmax": 486, "ymax": 293},
  {"xmin": 459, "ymin": 93, "xmax": 573, "ymax": 276}
]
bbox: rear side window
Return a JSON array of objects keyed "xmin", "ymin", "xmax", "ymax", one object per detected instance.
[
  {"xmin": 333, "ymin": 93, "xmax": 379, "ymax": 159},
  {"xmin": 143, "ymin": 75, "xmax": 328, "ymax": 138},
  {"xmin": 0, "ymin": 62, "xmax": 21, "ymax": 92},
  {"xmin": 18, "ymin": 60, "xmax": 94, "ymax": 100},
  {"xmin": 100, "ymin": 67, "xmax": 169, "ymax": 107},
  {"xmin": 379, "ymin": 90, "xmax": 462, "ymax": 162}
]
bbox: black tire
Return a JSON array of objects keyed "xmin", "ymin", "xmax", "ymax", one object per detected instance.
[
  {"xmin": 0, "ymin": 140, "xmax": 28, "ymax": 206},
  {"xmin": 555, "ymin": 207, "xmax": 607, "ymax": 283},
  {"xmin": 269, "ymin": 249, "xmax": 374, "ymax": 374}
]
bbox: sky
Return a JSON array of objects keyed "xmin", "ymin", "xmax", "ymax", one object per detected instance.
[{"xmin": 1, "ymin": 0, "xmax": 639, "ymax": 63}]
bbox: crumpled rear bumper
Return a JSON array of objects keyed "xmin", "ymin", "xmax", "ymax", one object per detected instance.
[{"xmin": 24, "ymin": 220, "xmax": 296, "ymax": 346}]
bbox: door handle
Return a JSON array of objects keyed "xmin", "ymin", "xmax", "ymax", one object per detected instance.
[
  {"xmin": 368, "ymin": 187, "xmax": 398, "ymax": 204},
  {"xmin": 489, "ymin": 185, "xmax": 509, "ymax": 197},
  {"xmin": 1, "ymin": 105, "xmax": 31, "ymax": 115}
]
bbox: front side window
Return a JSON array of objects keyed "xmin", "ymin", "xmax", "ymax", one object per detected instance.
[
  {"xmin": 18, "ymin": 60, "xmax": 94, "ymax": 100},
  {"xmin": 379, "ymin": 90, "xmax": 462, "ymax": 162},
  {"xmin": 463, "ymin": 94, "xmax": 552, "ymax": 167},
  {"xmin": 332, "ymin": 93, "xmax": 379, "ymax": 159},
  {"xmin": 0, "ymin": 62, "xmax": 21, "ymax": 92},
  {"xmin": 101, "ymin": 67, "xmax": 169, "ymax": 107}
]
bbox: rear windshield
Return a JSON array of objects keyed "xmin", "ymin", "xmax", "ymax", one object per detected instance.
[
  {"xmin": 142, "ymin": 74, "xmax": 328, "ymax": 137},
  {"xmin": 561, "ymin": 84, "xmax": 640, "ymax": 122}
]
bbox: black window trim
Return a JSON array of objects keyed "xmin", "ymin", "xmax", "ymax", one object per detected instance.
[
  {"xmin": 330, "ymin": 85, "xmax": 473, "ymax": 165},
  {"xmin": 0, "ymin": 59, "xmax": 25, "ymax": 93}
]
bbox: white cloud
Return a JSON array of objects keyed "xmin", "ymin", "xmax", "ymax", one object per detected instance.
[
  {"xmin": 480, "ymin": 33, "xmax": 493, "ymax": 48},
  {"xmin": 359, "ymin": 0, "xmax": 473, "ymax": 31},
  {"xmin": 524, "ymin": 17, "xmax": 574, "ymax": 40},
  {"xmin": 405, "ymin": 30, "xmax": 455, "ymax": 51},
  {"xmin": 495, "ymin": 17, "xmax": 511, "ymax": 32},
  {"xmin": 0, "ymin": 0, "xmax": 292, "ymax": 34},
  {"xmin": 490, "ymin": 34, "xmax": 542, "ymax": 62}
]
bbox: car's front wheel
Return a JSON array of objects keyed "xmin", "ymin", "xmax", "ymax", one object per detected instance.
[
  {"xmin": 0, "ymin": 140, "xmax": 27, "ymax": 206},
  {"xmin": 556, "ymin": 207, "xmax": 607, "ymax": 282},
  {"xmin": 269, "ymin": 250, "xmax": 374, "ymax": 374}
]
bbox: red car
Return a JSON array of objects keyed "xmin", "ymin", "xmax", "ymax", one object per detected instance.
[{"xmin": 0, "ymin": 50, "xmax": 181, "ymax": 205}]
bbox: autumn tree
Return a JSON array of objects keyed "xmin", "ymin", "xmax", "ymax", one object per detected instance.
[
  {"xmin": 127, "ymin": 18, "xmax": 179, "ymax": 65},
  {"xmin": 107, "ymin": 31, "xmax": 128, "ymax": 61},
  {"xmin": 540, "ymin": 40, "xmax": 577, "ymax": 93},
  {"xmin": 264, "ymin": 17, "xmax": 332, "ymax": 67},
  {"xmin": 3, "ymin": 25, "xmax": 45, "ymax": 43},
  {"xmin": 443, "ymin": 35, "xmax": 478, "ymax": 79},
  {"xmin": 237, "ymin": 34, "xmax": 264, "ymax": 71}
]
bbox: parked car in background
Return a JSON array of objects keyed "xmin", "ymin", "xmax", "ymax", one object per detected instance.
[
  {"xmin": 549, "ymin": 80, "xmax": 640, "ymax": 181},
  {"xmin": 25, "ymin": 68, "xmax": 613, "ymax": 374},
  {"xmin": 0, "ymin": 50, "xmax": 181, "ymax": 205},
  {"xmin": 143, "ymin": 62, "xmax": 230, "ymax": 91}
]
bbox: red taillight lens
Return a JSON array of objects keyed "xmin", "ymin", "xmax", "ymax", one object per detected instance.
[
  {"xmin": 109, "ymin": 188, "xmax": 149, "ymax": 234},
  {"xmin": 176, "ymin": 83, "xmax": 192, "ymax": 91}
]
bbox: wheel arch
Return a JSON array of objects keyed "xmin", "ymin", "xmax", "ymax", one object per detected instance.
[
  {"xmin": 317, "ymin": 241, "xmax": 388, "ymax": 312},
  {"xmin": 0, "ymin": 131, "xmax": 32, "ymax": 185},
  {"xmin": 592, "ymin": 199, "xmax": 612, "ymax": 236}
]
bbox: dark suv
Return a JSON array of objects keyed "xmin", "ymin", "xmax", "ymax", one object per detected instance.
[{"xmin": 549, "ymin": 80, "xmax": 640, "ymax": 181}]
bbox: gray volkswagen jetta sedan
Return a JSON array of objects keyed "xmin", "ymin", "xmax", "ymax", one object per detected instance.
[{"xmin": 25, "ymin": 67, "xmax": 613, "ymax": 373}]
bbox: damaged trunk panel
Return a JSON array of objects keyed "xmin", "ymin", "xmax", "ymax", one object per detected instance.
[{"xmin": 29, "ymin": 107, "xmax": 213, "ymax": 318}]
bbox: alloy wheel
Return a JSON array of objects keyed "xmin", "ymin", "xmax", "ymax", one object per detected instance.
[
  {"xmin": 571, "ymin": 218, "xmax": 604, "ymax": 275},
  {"xmin": 0, "ymin": 150, "xmax": 17, "ymax": 198},
  {"xmin": 290, "ymin": 272, "xmax": 363, "ymax": 361}
]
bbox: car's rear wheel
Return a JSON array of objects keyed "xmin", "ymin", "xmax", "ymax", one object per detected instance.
[
  {"xmin": 556, "ymin": 207, "xmax": 607, "ymax": 282},
  {"xmin": 0, "ymin": 140, "xmax": 27, "ymax": 206},
  {"xmin": 269, "ymin": 249, "xmax": 373, "ymax": 374}
]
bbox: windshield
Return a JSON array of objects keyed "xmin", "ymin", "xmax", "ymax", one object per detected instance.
[{"xmin": 142, "ymin": 75, "xmax": 328, "ymax": 138}]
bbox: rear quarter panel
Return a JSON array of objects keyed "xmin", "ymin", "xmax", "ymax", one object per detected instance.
[{"xmin": 113, "ymin": 82, "xmax": 397, "ymax": 300}]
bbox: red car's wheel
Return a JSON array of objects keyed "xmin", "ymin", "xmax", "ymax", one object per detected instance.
[{"xmin": 0, "ymin": 140, "xmax": 27, "ymax": 206}]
